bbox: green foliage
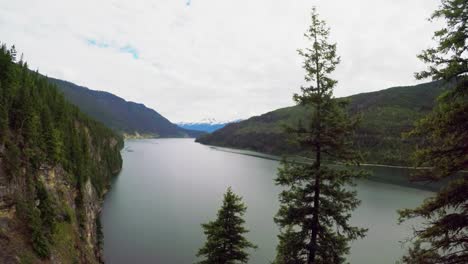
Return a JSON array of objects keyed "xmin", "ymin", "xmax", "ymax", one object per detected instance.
[
  {"xmin": 51, "ymin": 222, "xmax": 80, "ymax": 262},
  {"xmin": 0, "ymin": 42, "xmax": 123, "ymax": 185},
  {"xmin": 41, "ymin": 106, "xmax": 64, "ymax": 164},
  {"xmin": 36, "ymin": 181, "xmax": 57, "ymax": 239},
  {"xmin": 275, "ymin": 164, "xmax": 367, "ymax": 264},
  {"xmin": 274, "ymin": 227, "xmax": 304, "ymax": 264},
  {"xmin": 398, "ymin": 0, "xmax": 468, "ymax": 263},
  {"xmin": 18, "ymin": 251, "xmax": 37, "ymax": 264},
  {"xmin": 414, "ymin": 0, "xmax": 467, "ymax": 81},
  {"xmin": 29, "ymin": 207, "xmax": 51, "ymax": 258},
  {"xmin": 3, "ymin": 139, "xmax": 21, "ymax": 179},
  {"xmin": 0, "ymin": 99, "xmax": 7, "ymax": 143},
  {"xmin": 96, "ymin": 216, "xmax": 104, "ymax": 250},
  {"xmin": 196, "ymin": 187, "xmax": 257, "ymax": 264},
  {"xmin": 273, "ymin": 8, "xmax": 367, "ymax": 264},
  {"xmin": 0, "ymin": 42, "xmax": 123, "ymax": 259}
]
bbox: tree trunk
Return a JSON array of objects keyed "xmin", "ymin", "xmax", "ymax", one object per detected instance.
[
  {"xmin": 308, "ymin": 30, "xmax": 322, "ymax": 263},
  {"xmin": 308, "ymin": 147, "xmax": 321, "ymax": 264}
]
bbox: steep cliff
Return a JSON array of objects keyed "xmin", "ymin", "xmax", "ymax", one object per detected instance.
[{"xmin": 0, "ymin": 45, "xmax": 123, "ymax": 263}]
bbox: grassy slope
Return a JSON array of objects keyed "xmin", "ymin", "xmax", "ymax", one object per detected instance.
[{"xmin": 197, "ymin": 81, "xmax": 447, "ymax": 166}]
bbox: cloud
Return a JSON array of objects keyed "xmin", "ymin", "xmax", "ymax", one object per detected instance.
[{"xmin": 0, "ymin": 0, "xmax": 441, "ymax": 122}]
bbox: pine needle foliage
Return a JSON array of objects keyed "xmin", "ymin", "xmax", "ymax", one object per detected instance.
[{"xmin": 196, "ymin": 187, "xmax": 257, "ymax": 264}]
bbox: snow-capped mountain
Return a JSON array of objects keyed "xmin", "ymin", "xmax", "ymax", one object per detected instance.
[{"xmin": 176, "ymin": 118, "xmax": 242, "ymax": 133}]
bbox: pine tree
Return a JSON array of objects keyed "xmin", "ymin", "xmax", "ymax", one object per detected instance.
[
  {"xmin": 274, "ymin": 8, "xmax": 367, "ymax": 264},
  {"xmin": 36, "ymin": 180, "xmax": 57, "ymax": 239},
  {"xmin": 196, "ymin": 187, "xmax": 256, "ymax": 264},
  {"xmin": 41, "ymin": 107, "xmax": 63, "ymax": 164},
  {"xmin": 30, "ymin": 207, "xmax": 50, "ymax": 258},
  {"xmin": 398, "ymin": 0, "xmax": 468, "ymax": 263}
]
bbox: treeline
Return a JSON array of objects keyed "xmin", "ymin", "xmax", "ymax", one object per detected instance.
[{"xmin": 0, "ymin": 44, "xmax": 122, "ymax": 258}]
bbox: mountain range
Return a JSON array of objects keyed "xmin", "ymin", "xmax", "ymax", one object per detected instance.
[
  {"xmin": 48, "ymin": 77, "xmax": 204, "ymax": 138},
  {"xmin": 196, "ymin": 81, "xmax": 448, "ymax": 166},
  {"xmin": 176, "ymin": 118, "xmax": 241, "ymax": 133},
  {"xmin": 47, "ymin": 75, "xmax": 447, "ymax": 166}
]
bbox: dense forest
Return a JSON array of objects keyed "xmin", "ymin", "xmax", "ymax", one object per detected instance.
[
  {"xmin": 0, "ymin": 44, "xmax": 123, "ymax": 263},
  {"xmin": 197, "ymin": 81, "xmax": 448, "ymax": 166}
]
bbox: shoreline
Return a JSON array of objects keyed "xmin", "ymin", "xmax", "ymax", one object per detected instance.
[
  {"xmin": 208, "ymin": 144, "xmax": 467, "ymax": 173},
  {"xmin": 203, "ymin": 145, "xmax": 446, "ymax": 192},
  {"xmin": 207, "ymin": 145, "xmax": 417, "ymax": 169}
]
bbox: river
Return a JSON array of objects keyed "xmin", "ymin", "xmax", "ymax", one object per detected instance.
[{"xmin": 100, "ymin": 138, "xmax": 432, "ymax": 264}]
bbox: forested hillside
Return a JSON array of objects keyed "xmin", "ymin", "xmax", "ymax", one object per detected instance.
[
  {"xmin": 0, "ymin": 44, "xmax": 122, "ymax": 263},
  {"xmin": 49, "ymin": 78, "xmax": 204, "ymax": 138},
  {"xmin": 197, "ymin": 81, "xmax": 447, "ymax": 166}
]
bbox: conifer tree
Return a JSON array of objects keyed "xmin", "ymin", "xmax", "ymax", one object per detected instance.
[
  {"xmin": 274, "ymin": 8, "xmax": 367, "ymax": 264},
  {"xmin": 41, "ymin": 107, "xmax": 63, "ymax": 164},
  {"xmin": 196, "ymin": 187, "xmax": 256, "ymax": 264},
  {"xmin": 398, "ymin": 0, "xmax": 468, "ymax": 263}
]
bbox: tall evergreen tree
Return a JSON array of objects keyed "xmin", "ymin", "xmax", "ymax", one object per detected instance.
[
  {"xmin": 274, "ymin": 8, "xmax": 367, "ymax": 264},
  {"xmin": 196, "ymin": 187, "xmax": 256, "ymax": 264},
  {"xmin": 398, "ymin": 0, "xmax": 468, "ymax": 263}
]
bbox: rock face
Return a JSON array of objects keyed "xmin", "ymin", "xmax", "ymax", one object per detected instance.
[
  {"xmin": 82, "ymin": 178, "xmax": 101, "ymax": 260},
  {"xmin": 0, "ymin": 156, "xmax": 14, "ymax": 210},
  {"xmin": 0, "ymin": 138, "xmax": 122, "ymax": 264}
]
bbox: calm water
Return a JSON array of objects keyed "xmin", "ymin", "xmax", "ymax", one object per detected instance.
[{"xmin": 101, "ymin": 139, "xmax": 432, "ymax": 264}]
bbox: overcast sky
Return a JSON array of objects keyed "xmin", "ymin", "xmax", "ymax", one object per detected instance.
[{"xmin": 0, "ymin": 0, "xmax": 441, "ymax": 122}]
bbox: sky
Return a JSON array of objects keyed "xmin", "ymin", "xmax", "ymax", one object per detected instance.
[{"xmin": 0, "ymin": 0, "xmax": 441, "ymax": 122}]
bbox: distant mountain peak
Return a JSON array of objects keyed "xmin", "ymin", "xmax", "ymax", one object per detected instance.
[
  {"xmin": 177, "ymin": 118, "xmax": 242, "ymax": 125},
  {"xmin": 200, "ymin": 118, "xmax": 219, "ymax": 124},
  {"xmin": 176, "ymin": 118, "xmax": 242, "ymax": 133}
]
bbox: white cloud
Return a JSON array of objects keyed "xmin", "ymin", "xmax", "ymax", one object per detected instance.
[{"xmin": 0, "ymin": 0, "xmax": 441, "ymax": 122}]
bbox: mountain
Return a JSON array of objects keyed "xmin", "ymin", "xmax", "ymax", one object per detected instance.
[
  {"xmin": 196, "ymin": 81, "xmax": 448, "ymax": 166},
  {"xmin": 177, "ymin": 118, "xmax": 241, "ymax": 133},
  {"xmin": 48, "ymin": 78, "xmax": 205, "ymax": 138},
  {"xmin": 0, "ymin": 45, "xmax": 122, "ymax": 263}
]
